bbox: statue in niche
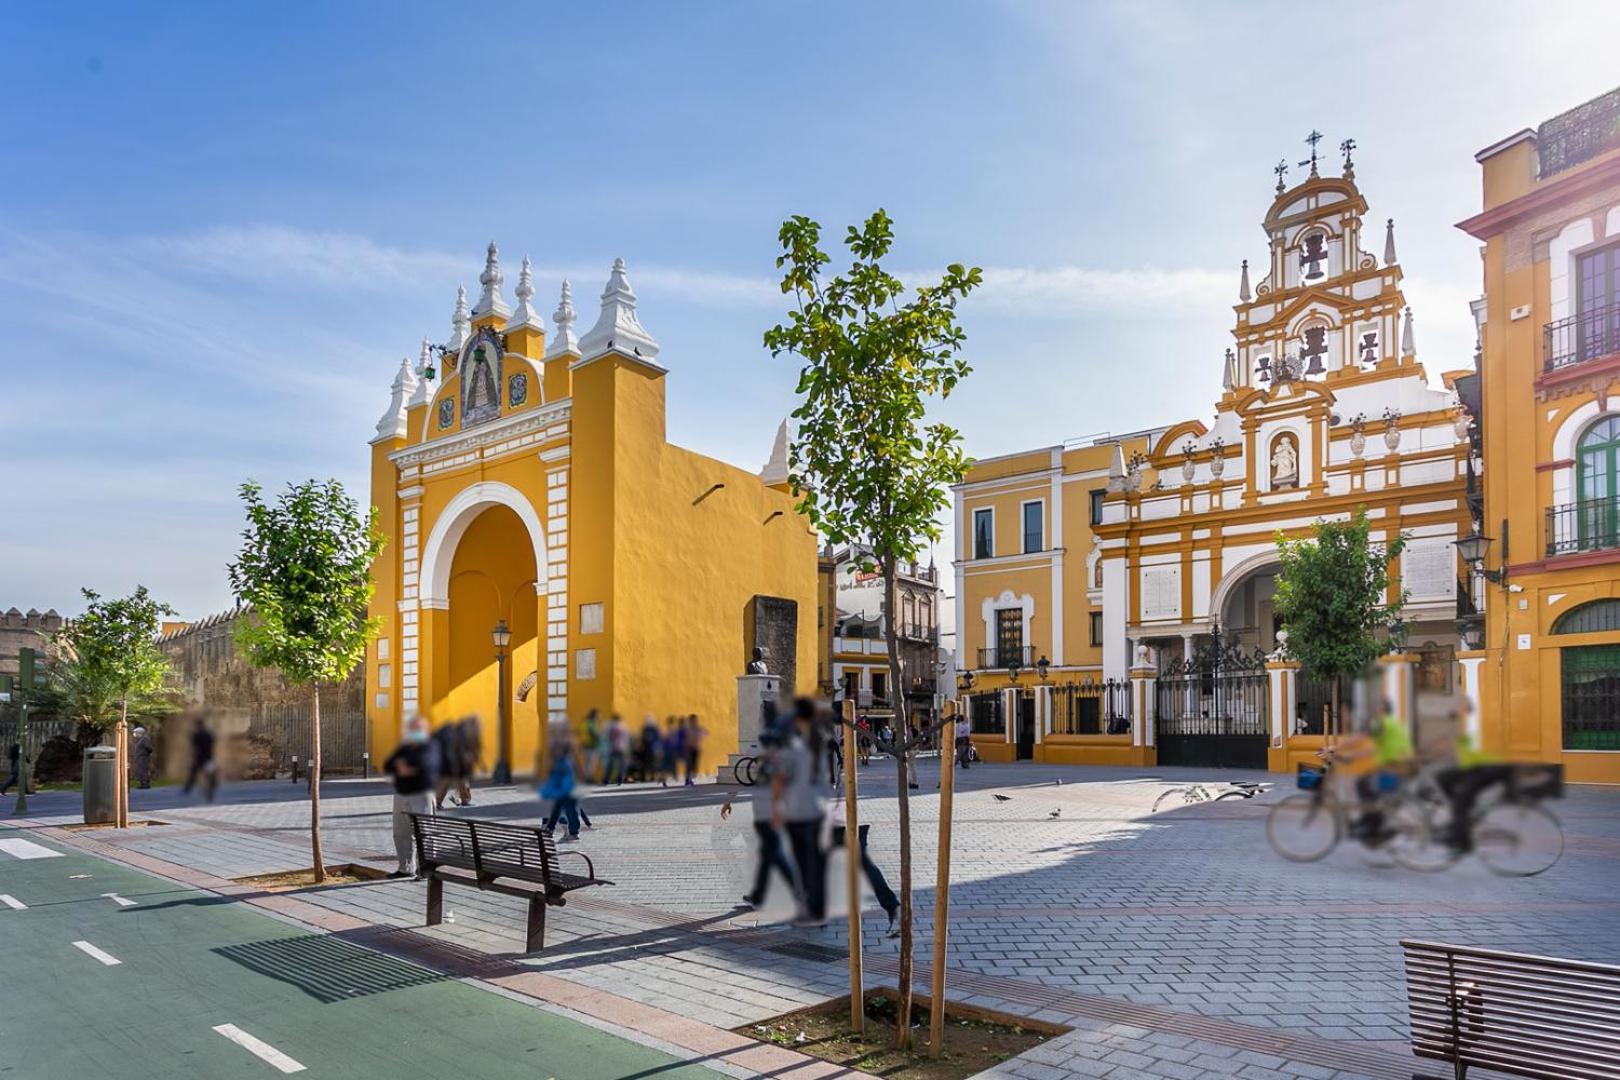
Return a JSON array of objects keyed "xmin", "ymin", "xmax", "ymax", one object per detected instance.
[
  {"xmin": 464, "ymin": 344, "xmax": 498, "ymax": 418},
  {"xmin": 746, "ymin": 646, "xmax": 769, "ymax": 675},
  {"xmin": 1270, "ymin": 433, "xmax": 1299, "ymax": 489}
]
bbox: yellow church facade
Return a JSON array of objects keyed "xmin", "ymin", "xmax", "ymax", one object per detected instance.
[
  {"xmin": 956, "ymin": 145, "xmax": 1472, "ymax": 772},
  {"xmin": 365, "ymin": 247, "xmax": 817, "ymax": 775},
  {"xmin": 1459, "ymin": 85, "xmax": 1620, "ymax": 785}
]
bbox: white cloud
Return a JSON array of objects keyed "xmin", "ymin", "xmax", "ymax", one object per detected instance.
[
  {"xmin": 970, "ymin": 265, "xmax": 1230, "ymax": 316},
  {"xmin": 141, "ymin": 226, "xmax": 463, "ymax": 286}
]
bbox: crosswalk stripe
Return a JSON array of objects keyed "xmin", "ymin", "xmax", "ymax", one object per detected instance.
[
  {"xmin": 0, "ymin": 894, "xmax": 25, "ymax": 910},
  {"xmin": 0, "ymin": 838, "xmax": 62, "ymax": 860},
  {"xmin": 102, "ymin": 892, "xmax": 136, "ymax": 907},
  {"xmin": 213, "ymin": 1024, "xmax": 306, "ymax": 1074},
  {"xmin": 72, "ymin": 940, "xmax": 121, "ymax": 966}
]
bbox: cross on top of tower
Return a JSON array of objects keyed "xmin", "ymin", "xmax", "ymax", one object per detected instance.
[
  {"xmin": 1339, "ymin": 137, "xmax": 1356, "ymax": 174},
  {"xmin": 1300, "ymin": 130, "xmax": 1323, "ymax": 176},
  {"xmin": 1274, "ymin": 158, "xmax": 1289, "ymax": 194}
]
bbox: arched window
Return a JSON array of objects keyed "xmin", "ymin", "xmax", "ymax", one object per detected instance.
[
  {"xmin": 1578, "ymin": 417, "xmax": 1620, "ymax": 549},
  {"xmin": 1553, "ymin": 598, "xmax": 1620, "ymax": 635}
]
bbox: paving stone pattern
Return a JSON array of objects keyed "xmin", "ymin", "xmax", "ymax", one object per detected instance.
[{"xmin": 17, "ymin": 761, "xmax": 1616, "ymax": 1080}]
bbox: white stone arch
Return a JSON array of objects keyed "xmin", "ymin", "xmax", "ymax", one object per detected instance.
[
  {"xmin": 1552, "ymin": 401, "xmax": 1613, "ymax": 505},
  {"xmin": 1209, "ymin": 550, "xmax": 1282, "ymax": 630},
  {"xmin": 418, "ymin": 481, "xmax": 548, "ymax": 609}
]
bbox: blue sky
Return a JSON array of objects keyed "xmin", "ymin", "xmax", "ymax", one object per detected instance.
[{"xmin": 3, "ymin": 1, "xmax": 1617, "ymax": 619}]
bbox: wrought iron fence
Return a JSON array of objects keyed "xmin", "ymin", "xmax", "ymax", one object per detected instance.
[
  {"xmin": 1546, "ymin": 497, "xmax": 1620, "ymax": 557},
  {"xmin": 1537, "ymin": 86, "xmax": 1620, "ymax": 177},
  {"xmin": 965, "ymin": 690, "xmax": 1005, "ymax": 735},
  {"xmin": 1154, "ymin": 633, "xmax": 1269, "ymax": 769},
  {"xmin": 1049, "ymin": 678, "xmax": 1132, "ymax": 735},
  {"xmin": 976, "ymin": 645, "xmax": 1035, "ymax": 670},
  {"xmin": 1544, "ymin": 300, "xmax": 1620, "ymax": 372},
  {"xmin": 248, "ymin": 702, "xmax": 367, "ymax": 775}
]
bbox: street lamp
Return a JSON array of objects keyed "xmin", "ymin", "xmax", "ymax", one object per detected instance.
[
  {"xmin": 1036, "ymin": 655, "xmax": 1051, "ymax": 681},
  {"xmin": 1456, "ymin": 521, "xmax": 1508, "ymax": 585},
  {"xmin": 492, "ymin": 619, "xmax": 512, "ymax": 784},
  {"xmin": 957, "ymin": 670, "xmax": 975, "ymax": 693},
  {"xmin": 1456, "ymin": 616, "xmax": 1485, "ymax": 651},
  {"xmin": 1007, "ymin": 661, "xmax": 1021, "ymax": 685}
]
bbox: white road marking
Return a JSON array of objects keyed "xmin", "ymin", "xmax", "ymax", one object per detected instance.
[
  {"xmin": 0, "ymin": 838, "xmax": 63, "ymax": 860},
  {"xmin": 72, "ymin": 940, "xmax": 121, "ymax": 966},
  {"xmin": 0, "ymin": 894, "xmax": 25, "ymax": 910},
  {"xmin": 213, "ymin": 1024, "xmax": 306, "ymax": 1074},
  {"xmin": 102, "ymin": 892, "xmax": 136, "ymax": 907}
]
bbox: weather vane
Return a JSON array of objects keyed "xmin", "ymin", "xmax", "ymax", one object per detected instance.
[
  {"xmin": 1300, "ymin": 130, "xmax": 1323, "ymax": 176},
  {"xmin": 1340, "ymin": 137, "xmax": 1356, "ymax": 173},
  {"xmin": 1274, "ymin": 158, "xmax": 1289, "ymax": 194}
]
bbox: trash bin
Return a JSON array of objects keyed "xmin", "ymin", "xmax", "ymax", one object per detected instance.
[{"xmin": 83, "ymin": 745, "xmax": 117, "ymax": 825}]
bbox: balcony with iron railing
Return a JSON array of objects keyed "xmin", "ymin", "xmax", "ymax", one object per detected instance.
[
  {"xmin": 1546, "ymin": 497, "xmax": 1620, "ymax": 558},
  {"xmin": 1544, "ymin": 302, "xmax": 1620, "ymax": 374},
  {"xmin": 899, "ymin": 621, "xmax": 940, "ymax": 644},
  {"xmin": 976, "ymin": 645, "xmax": 1036, "ymax": 670}
]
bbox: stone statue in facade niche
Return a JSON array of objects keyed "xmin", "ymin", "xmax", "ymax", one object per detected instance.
[
  {"xmin": 1270, "ymin": 436, "xmax": 1299, "ymax": 489},
  {"xmin": 746, "ymin": 646, "xmax": 769, "ymax": 675}
]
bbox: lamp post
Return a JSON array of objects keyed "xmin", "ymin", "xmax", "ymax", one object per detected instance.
[
  {"xmin": 1456, "ymin": 519, "xmax": 1508, "ymax": 586},
  {"xmin": 492, "ymin": 619, "xmax": 512, "ymax": 784},
  {"xmin": 1036, "ymin": 655, "xmax": 1051, "ymax": 681}
]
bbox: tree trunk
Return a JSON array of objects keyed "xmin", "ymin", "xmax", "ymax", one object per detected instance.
[
  {"xmin": 883, "ymin": 558, "xmax": 914, "ymax": 1049},
  {"xmin": 310, "ymin": 685, "xmax": 326, "ymax": 884}
]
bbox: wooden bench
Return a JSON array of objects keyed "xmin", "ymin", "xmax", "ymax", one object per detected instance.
[
  {"xmin": 1401, "ymin": 939, "xmax": 1620, "ymax": 1079},
  {"xmin": 409, "ymin": 813, "xmax": 610, "ymax": 952}
]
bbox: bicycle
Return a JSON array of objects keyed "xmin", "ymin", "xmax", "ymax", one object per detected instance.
[
  {"xmin": 1265, "ymin": 750, "xmax": 1409, "ymax": 865},
  {"xmin": 1389, "ymin": 763, "xmax": 1564, "ymax": 876},
  {"xmin": 731, "ymin": 755, "xmax": 761, "ymax": 786},
  {"xmin": 1152, "ymin": 779, "xmax": 1268, "ymax": 813}
]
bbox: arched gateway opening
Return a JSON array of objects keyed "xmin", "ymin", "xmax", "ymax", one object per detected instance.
[{"xmin": 418, "ymin": 482, "xmax": 545, "ymax": 775}]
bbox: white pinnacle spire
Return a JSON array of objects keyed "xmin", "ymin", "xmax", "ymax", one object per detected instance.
[
  {"xmin": 1239, "ymin": 259, "xmax": 1252, "ymax": 303},
  {"xmin": 373, "ymin": 356, "xmax": 418, "ymax": 442},
  {"xmin": 1401, "ymin": 306, "xmax": 1416, "ymax": 358},
  {"xmin": 446, "ymin": 284, "xmax": 471, "ymax": 352},
  {"xmin": 471, "ymin": 242, "xmax": 509, "ymax": 319},
  {"xmin": 545, "ymin": 279, "xmax": 580, "ymax": 359},
  {"xmin": 1106, "ymin": 443, "xmax": 1127, "ymax": 493},
  {"xmin": 1222, "ymin": 348, "xmax": 1237, "ymax": 391},
  {"xmin": 1383, "ymin": 218, "xmax": 1398, "ymax": 266},
  {"xmin": 760, "ymin": 418, "xmax": 791, "ymax": 487},
  {"xmin": 508, "ymin": 255, "xmax": 545, "ymax": 332},
  {"xmin": 409, "ymin": 336, "xmax": 436, "ymax": 408},
  {"xmin": 578, "ymin": 257, "xmax": 660, "ymax": 363}
]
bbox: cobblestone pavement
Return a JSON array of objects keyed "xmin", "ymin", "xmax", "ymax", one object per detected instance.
[{"xmin": 11, "ymin": 760, "xmax": 1616, "ymax": 1079}]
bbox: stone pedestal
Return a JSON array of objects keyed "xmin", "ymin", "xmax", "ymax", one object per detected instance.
[{"xmin": 725, "ymin": 673, "xmax": 782, "ymax": 783}]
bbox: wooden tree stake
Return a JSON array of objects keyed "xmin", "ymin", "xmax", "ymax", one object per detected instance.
[
  {"xmin": 929, "ymin": 700, "xmax": 956, "ymax": 1056},
  {"xmin": 843, "ymin": 697, "xmax": 864, "ymax": 1035}
]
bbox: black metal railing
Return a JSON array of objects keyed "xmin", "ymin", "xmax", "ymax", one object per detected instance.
[
  {"xmin": 965, "ymin": 690, "xmax": 1005, "ymax": 735},
  {"xmin": 1049, "ymin": 678, "xmax": 1131, "ymax": 735},
  {"xmin": 977, "ymin": 646, "xmax": 1035, "ymax": 670},
  {"xmin": 1537, "ymin": 86, "xmax": 1620, "ymax": 177},
  {"xmin": 899, "ymin": 621, "xmax": 939, "ymax": 643},
  {"xmin": 1545, "ymin": 497, "xmax": 1620, "ymax": 557},
  {"xmin": 1544, "ymin": 301, "xmax": 1620, "ymax": 372}
]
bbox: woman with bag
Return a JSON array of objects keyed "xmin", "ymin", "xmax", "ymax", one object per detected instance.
[{"xmin": 539, "ymin": 728, "xmax": 582, "ymax": 843}]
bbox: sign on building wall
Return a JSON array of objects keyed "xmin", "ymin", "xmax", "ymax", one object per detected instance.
[
  {"xmin": 1142, "ymin": 566, "xmax": 1181, "ymax": 620},
  {"xmin": 1402, "ymin": 540, "xmax": 1457, "ymax": 602}
]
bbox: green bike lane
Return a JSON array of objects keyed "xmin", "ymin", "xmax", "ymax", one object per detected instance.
[{"xmin": 0, "ymin": 829, "xmax": 725, "ymax": 1080}]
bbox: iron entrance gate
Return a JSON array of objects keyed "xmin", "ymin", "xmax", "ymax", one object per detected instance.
[{"xmin": 1154, "ymin": 635, "xmax": 1269, "ymax": 769}]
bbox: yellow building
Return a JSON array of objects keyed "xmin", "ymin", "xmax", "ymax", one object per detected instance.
[
  {"xmin": 1458, "ymin": 86, "xmax": 1620, "ymax": 784},
  {"xmin": 957, "ymin": 144, "xmax": 1472, "ymax": 771},
  {"xmin": 366, "ymin": 246, "xmax": 818, "ymax": 776}
]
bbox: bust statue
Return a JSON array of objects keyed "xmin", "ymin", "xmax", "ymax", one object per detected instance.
[
  {"xmin": 746, "ymin": 646, "xmax": 769, "ymax": 675},
  {"xmin": 1271, "ymin": 436, "xmax": 1298, "ymax": 488}
]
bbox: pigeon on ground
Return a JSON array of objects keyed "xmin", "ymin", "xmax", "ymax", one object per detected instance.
[
  {"xmin": 991, "ymin": 794, "xmax": 1011, "ymax": 802},
  {"xmin": 1048, "ymin": 809, "xmax": 1061, "ymax": 819}
]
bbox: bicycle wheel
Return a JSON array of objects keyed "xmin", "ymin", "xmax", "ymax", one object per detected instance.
[
  {"xmin": 736, "ymin": 756, "xmax": 757, "ymax": 786},
  {"xmin": 1477, "ymin": 803, "xmax": 1564, "ymax": 877},
  {"xmin": 1266, "ymin": 793, "xmax": 1342, "ymax": 862},
  {"xmin": 1388, "ymin": 796, "xmax": 1460, "ymax": 873},
  {"xmin": 1152, "ymin": 788, "xmax": 1187, "ymax": 813}
]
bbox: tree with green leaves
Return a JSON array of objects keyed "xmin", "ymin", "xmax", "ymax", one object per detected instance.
[
  {"xmin": 1273, "ymin": 509, "xmax": 1409, "ymax": 735},
  {"xmin": 229, "ymin": 479, "xmax": 384, "ymax": 883},
  {"xmin": 766, "ymin": 209, "xmax": 980, "ymax": 1047},
  {"xmin": 50, "ymin": 586, "xmax": 177, "ymax": 822}
]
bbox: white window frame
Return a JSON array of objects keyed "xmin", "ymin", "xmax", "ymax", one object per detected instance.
[
  {"xmin": 973, "ymin": 506, "xmax": 995, "ymax": 559},
  {"xmin": 1020, "ymin": 498, "xmax": 1045, "ymax": 554}
]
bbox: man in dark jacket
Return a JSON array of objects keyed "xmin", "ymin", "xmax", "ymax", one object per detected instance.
[
  {"xmin": 384, "ymin": 716, "xmax": 440, "ymax": 879},
  {"xmin": 0, "ymin": 740, "xmax": 19, "ymax": 796},
  {"xmin": 131, "ymin": 726, "xmax": 155, "ymax": 790}
]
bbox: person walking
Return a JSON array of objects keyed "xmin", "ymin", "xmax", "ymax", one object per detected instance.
[
  {"xmin": 0, "ymin": 739, "xmax": 20, "ymax": 796},
  {"xmin": 539, "ymin": 730, "xmax": 582, "ymax": 842},
  {"xmin": 432, "ymin": 718, "xmax": 469, "ymax": 809},
  {"xmin": 131, "ymin": 726, "xmax": 154, "ymax": 790},
  {"xmin": 581, "ymin": 710, "xmax": 603, "ymax": 784},
  {"xmin": 773, "ymin": 699, "xmax": 828, "ymax": 927},
  {"xmin": 720, "ymin": 725, "xmax": 796, "ymax": 910},
  {"xmin": 603, "ymin": 713, "xmax": 629, "ymax": 785},
  {"xmin": 683, "ymin": 715, "xmax": 706, "ymax": 786},
  {"xmin": 384, "ymin": 715, "xmax": 440, "ymax": 879},
  {"xmin": 955, "ymin": 711, "xmax": 973, "ymax": 770},
  {"xmin": 182, "ymin": 718, "xmax": 219, "ymax": 800},
  {"xmin": 636, "ymin": 714, "xmax": 660, "ymax": 783},
  {"xmin": 829, "ymin": 793, "xmax": 900, "ymax": 936}
]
